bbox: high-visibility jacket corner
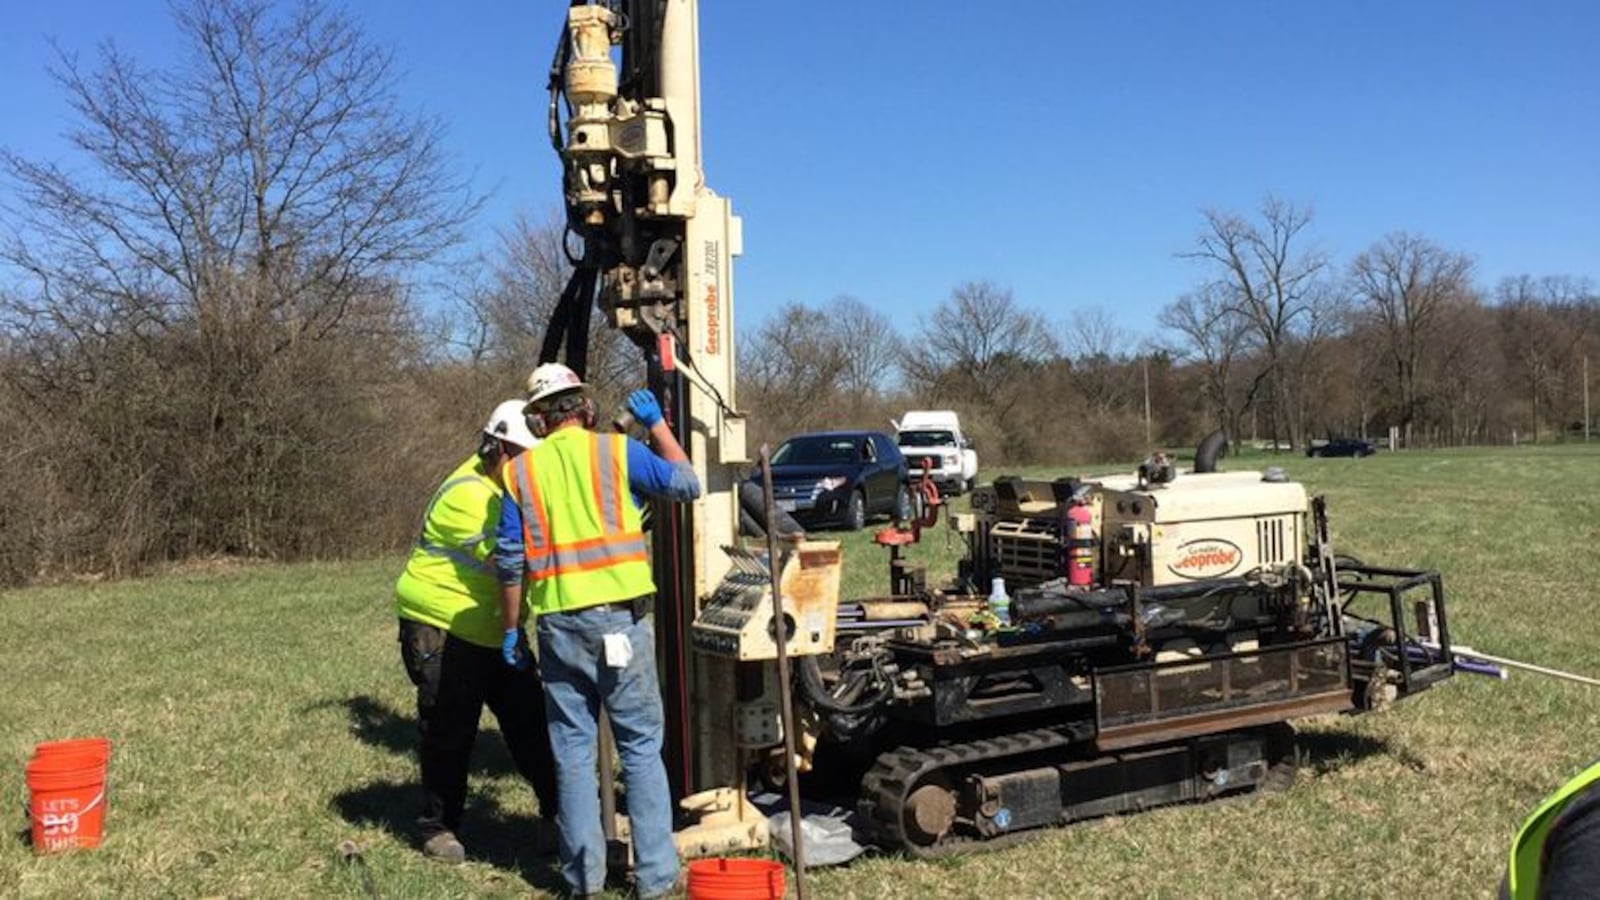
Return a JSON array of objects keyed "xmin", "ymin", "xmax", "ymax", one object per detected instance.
[{"xmin": 1506, "ymin": 759, "xmax": 1600, "ymax": 898}]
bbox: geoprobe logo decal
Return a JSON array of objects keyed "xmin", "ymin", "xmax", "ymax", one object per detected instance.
[
  {"xmin": 703, "ymin": 240, "xmax": 721, "ymax": 356},
  {"xmin": 1167, "ymin": 538, "xmax": 1243, "ymax": 579}
]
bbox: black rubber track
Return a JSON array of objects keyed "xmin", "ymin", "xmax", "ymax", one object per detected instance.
[
  {"xmin": 857, "ymin": 727, "xmax": 1076, "ymax": 858},
  {"xmin": 857, "ymin": 723, "xmax": 1299, "ymax": 858}
]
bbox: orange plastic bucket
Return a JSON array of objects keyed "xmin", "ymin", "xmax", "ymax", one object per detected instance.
[
  {"xmin": 686, "ymin": 858, "xmax": 786, "ymax": 900},
  {"xmin": 32, "ymin": 738, "xmax": 111, "ymax": 777},
  {"xmin": 26, "ymin": 753, "xmax": 109, "ymax": 853},
  {"xmin": 34, "ymin": 737, "xmax": 112, "ymax": 764}
]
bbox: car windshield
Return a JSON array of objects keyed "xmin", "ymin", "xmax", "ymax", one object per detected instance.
[
  {"xmin": 897, "ymin": 430, "xmax": 954, "ymax": 448},
  {"xmin": 772, "ymin": 435, "xmax": 859, "ymax": 466}
]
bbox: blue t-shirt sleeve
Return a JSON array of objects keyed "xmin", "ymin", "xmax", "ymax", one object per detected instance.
[
  {"xmin": 626, "ymin": 438, "xmax": 701, "ymax": 502},
  {"xmin": 495, "ymin": 494, "xmax": 526, "ymax": 585}
]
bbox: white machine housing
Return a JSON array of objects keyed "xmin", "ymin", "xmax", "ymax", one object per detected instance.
[{"xmin": 1101, "ymin": 472, "xmax": 1308, "ymax": 587}]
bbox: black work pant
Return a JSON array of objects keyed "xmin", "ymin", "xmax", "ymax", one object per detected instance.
[{"xmin": 398, "ymin": 619, "xmax": 559, "ymax": 837}]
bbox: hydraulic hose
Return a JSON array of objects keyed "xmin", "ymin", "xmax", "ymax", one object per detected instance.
[
  {"xmin": 1194, "ymin": 429, "xmax": 1229, "ymax": 473},
  {"xmin": 539, "ymin": 266, "xmax": 598, "ymax": 374},
  {"xmin": 798, "ymin": 655, "xmax": 890, "ymax": 716},
  {"xmin": 546, "ymin": 23, "xmax": 570, "ymax": 153},
  {"xmin": 739, "ymin": 481, "xmax": 805, "ymax": 539}
]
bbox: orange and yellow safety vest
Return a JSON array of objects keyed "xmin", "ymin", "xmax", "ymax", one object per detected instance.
[{"xmin": 502, "ymin": 427, "xmax": 654, "ymax": 613}]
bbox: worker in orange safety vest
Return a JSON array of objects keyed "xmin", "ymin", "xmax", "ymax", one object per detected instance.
[{"xmin": 495, "ymin": 363, "xmax": 700, "ymax": 900}]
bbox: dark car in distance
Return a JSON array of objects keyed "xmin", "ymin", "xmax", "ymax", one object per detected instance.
[
  {"xmin": 758, "ymin": 431, "xmax": 909, "ymax": 530},
  {"xmin": 1307, "ymin": 437, "xmax": 1377, "ymax": 458}
]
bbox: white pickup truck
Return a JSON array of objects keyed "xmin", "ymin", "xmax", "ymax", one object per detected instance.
[{"xmin": 893, "ymin": 409, "xmax": 979, "ymax": 496}]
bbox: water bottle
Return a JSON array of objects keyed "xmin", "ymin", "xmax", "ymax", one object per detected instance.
[{"xmin": 988, "ymin": 576, "xmax": 1012, "ymax": 627}]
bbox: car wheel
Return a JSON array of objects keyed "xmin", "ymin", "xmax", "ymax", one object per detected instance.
[
  {"xmin": 894, "ymin": 484, "xmax": 912, "ymax": 521},
  {"xmin": 843, "ymin": 490, "xmax": 866, "ymax": 531},
  {"xmin": 1310, "ymin": 449, "xmax": 1323, "ymax": 458}
]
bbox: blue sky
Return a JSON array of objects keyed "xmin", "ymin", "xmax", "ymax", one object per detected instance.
[{"xmin": 2, "ymin": 1, "xmax": 1596, "ymax": 344}]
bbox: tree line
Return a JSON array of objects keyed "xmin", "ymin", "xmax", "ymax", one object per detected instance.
[
  {"xmin": 1, "ymin": 0, "xmax": 1594, "ymax": 585},
  {"xmin": 744, "ymin": 203, "xmax": 1598, "ymax": 468}
]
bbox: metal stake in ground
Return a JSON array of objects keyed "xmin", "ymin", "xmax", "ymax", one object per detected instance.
[
  {"xmin": 599, "ymin": 709, "xmax": 628, "ymax": 871},
  {"xmin": 760, "ymin": 444, "xmax": 808, "ymax": 899}
]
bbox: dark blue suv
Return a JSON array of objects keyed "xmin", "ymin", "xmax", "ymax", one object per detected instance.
[
  {"xmin": 1307, "ymin": 438, "xmax": 1377, "ymax": 458},
  {"xmin": 758, "ymin": 431, "xmax": 909, "ymax": 530}
]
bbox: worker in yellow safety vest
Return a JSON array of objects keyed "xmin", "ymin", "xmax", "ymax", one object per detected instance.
[
  {"xmin": 394, "ymin": 400, "xmax": 558, "ymax": 864},
  {"xmin": 496, "ymin": 363, "xmax": 700, "ymax": 900},
  {"xmin": 1503, "ymin": 759, "xmax": 1600, "ymax": 898}
]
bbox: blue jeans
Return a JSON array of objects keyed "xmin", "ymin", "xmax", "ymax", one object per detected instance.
[{"xmin": 538, "ymin": 604, "xmax": 678, "ymax": 896}]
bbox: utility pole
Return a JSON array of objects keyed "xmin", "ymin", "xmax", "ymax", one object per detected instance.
[{"xmin": 1142, "ymin": 357, "xmax": 1153, "ymax": 446}]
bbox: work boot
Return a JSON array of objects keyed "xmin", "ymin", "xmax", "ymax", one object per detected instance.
[{"xmin": 422, "ymin": 830, "xmax": 466, "ymax": 864}]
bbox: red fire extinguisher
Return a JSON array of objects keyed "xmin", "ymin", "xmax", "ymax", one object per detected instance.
[{"xmin": 1066, "ymin": 501, "xmax": 1095, "ymax": 587}]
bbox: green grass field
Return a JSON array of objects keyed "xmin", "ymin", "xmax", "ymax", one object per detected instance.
[{"xmin": 3, "ymin": 445, "xmax": 1598, "ymax": 898}]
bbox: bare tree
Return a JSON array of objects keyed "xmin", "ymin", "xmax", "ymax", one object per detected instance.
[
  {"xmin": 1429, "ymin": 299, "xmax": 1503, "ymax": 445},
  {"xmin": 826, "ymin": 295, "xmax": 902, "ymax": 397},
  {"xmin": 1496, "ymin": 275, "xmax": 1595, "ymax": 440},
  {"xmin": 1349, "ymin": 233, "xmax": 1475, "ymax": 447},
  {"xmin": 1063, "ymin": 307, "xmax": 1135, "ymax": 415},
  {"xmin": 899, "ymin": 280, "xmax": 1059, "ymax": 461},
  {"xmin": 1159, "ymin": 285, "xmax": 1256, "ymax": 440},
  {"xmin": 902, "ymin": 280, "xmax": 1057, "ymax": 416},
  {"xmin": 1182, "ymin": 197, "xmax": 1330, "ymax": 449},
  {"xmin": 0, "ymin": 0, "xmax": 477, "ymax": 573},
  {"xmin": 738, "ymin": 302, "xmax": 850, "ymax": 445},
  {"xmin": 2, "ymin": 0, "xmax": 476, "ymax": 347},
  {"xmin": 472, "ymin": 213, "xmax": 637, "ymax": 407}
]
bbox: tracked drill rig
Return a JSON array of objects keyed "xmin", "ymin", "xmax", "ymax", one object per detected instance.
[{"xmin": 541, "ymin": 0, "xmax": 1455, "ymax": 858}]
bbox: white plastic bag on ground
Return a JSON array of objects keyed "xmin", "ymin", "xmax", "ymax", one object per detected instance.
[{"xmin": 767, "ymin": 809, "xmax": 867, "ymax": 867}]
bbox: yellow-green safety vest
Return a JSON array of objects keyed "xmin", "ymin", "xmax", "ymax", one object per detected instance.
[
  {"xmin": 395, "ymin": 455, "xmax": 530, "ymax": 648},
  {"xmin": 503, "ymin": 427, "xmax": 654, "ymax": 614},
  {"xmin": 1506, "ymin": 759, "xmax": 1600, "ymax": 899}
]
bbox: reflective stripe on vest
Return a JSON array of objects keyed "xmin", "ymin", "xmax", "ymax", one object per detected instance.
[
  {"xmin": 511, "ymin": 457, "xmax": 550, "ymax": 557},
  {"xmin": 505, "ymin": 429, "xmax": 653, "ymax": 611},
  {"xmin": 596, "ymin": 433, "xmax": 623, "ymax": 534},
  {"xmin": 416, "ymin": 542, "xmax": 493, "ymax": 576},
  {"xmin": 1506, "ymin": 759, "xmax": 1600, "ymax": 898},
  {"xmin": 415, "ymin": 473, "xmax": 496, "ymax": 575},
  {"xmin": 526, "ymin": 533, "xmax": 649, "ymax": 579}
]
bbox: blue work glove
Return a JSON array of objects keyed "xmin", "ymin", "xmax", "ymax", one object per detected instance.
[
  {"xmin": 627, "ymin": 389, "xmax": 663, "ymax": 428},
  {"xmin": 501, "ymin": 628, "xmax": 530, "ymax": 670}
]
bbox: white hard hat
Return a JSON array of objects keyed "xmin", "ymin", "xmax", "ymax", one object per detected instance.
[
  {"xmin": 484, "ymin": 399, "xmax": 539, "ymax": 449},
  {"xmin": 526, "ymin": 362, "xmax": 587, "ymax": 406}
]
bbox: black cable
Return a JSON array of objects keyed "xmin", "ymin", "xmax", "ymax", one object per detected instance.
[
  {"xmin": 539, "ymin": 268, "xmax": 582, "ymax": 366},
  {"xmin": 662, "ymin": 322, "xmax": 738, "ymax": 419},
  {"xmin": 797, "ymin": 656, "xmax": 889, "ymax": 716},
  {"xmin": 619, "ymin": 0, "xmax": 667, "ymax": 100},
  {"xmin": 561, "ymin": 225, "xmax": 585, "ymax": 267},
  {"xmin": 540, "ymin": 266, "xmax": 598, "ymax": 377},
  {"xmin": 545, "ymin": 19, "xmax": 571, "ymax": 154}
]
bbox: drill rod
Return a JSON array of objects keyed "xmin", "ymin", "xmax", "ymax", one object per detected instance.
[{"xmin": 760, "ymin": 444, "xmax": 808, "ymax": 898}]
